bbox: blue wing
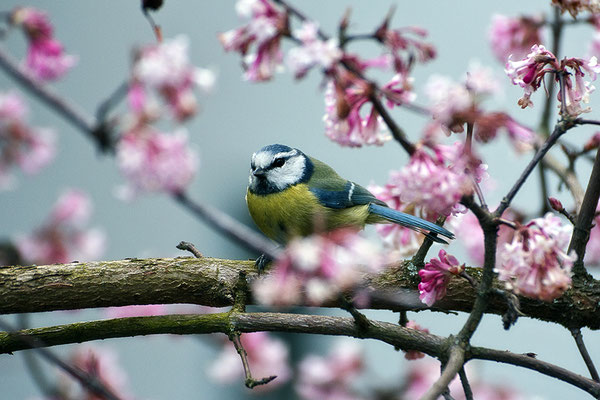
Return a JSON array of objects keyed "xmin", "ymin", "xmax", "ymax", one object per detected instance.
[
  {"xmin": 368, "ymin": 203, "xmax": 454, "ymax": 243},
  {"xmin": 309, "ymin": 181, "xmax": 385, "ymax": 209}
]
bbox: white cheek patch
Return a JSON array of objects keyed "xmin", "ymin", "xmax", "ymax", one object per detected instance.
[{"xmin": 268, "ymin": 155, "xmax": 305, "ymax": 190}]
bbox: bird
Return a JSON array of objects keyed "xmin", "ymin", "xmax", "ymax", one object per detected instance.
[{"xmin": 246, "ymin": 144, "xmax": 454, "ymax": 265}]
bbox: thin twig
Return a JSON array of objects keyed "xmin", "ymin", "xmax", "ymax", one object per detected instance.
[
  {"xmin": 176, "ymin": 241, "xmax": 203, "ymax": 258},
  {"xmin": 0, "ymin": 319, "xmax": 123, "ymax": 400},
  {"xmin": 230, "ymin": 332, "xmax": 277, "ymax": 389},
  {"xmin": 497, "ymin": 118, "xmax": 574, "ymax": 217},
  {"xmin": 458, "ymin": 367, "xmax": 474, "ymax": 400},
  {"xmin": 421, "ymin": 345, "xmax": 465, "ymax": 400},
  {"xmin": 570, "ymin": 328, "xmax": 600, "ymax": 383},
  {"xmin": 338, "ymin": 295, "xmax": 371, "ymax": 333}
]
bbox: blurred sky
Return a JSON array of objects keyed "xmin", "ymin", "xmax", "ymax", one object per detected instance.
[{"xmin": 0, "ymin": 1, "xmax": 599, "ymax": 399}]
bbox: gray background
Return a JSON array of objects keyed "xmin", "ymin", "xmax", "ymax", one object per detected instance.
[{"xmin": 0, "ymin": 1, "xmax": 598, "ymax": 399}]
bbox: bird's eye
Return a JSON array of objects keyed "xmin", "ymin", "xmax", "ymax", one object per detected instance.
[{"xmin": 272, "ymin": 158, "xmax": 285, "ymax": 168}]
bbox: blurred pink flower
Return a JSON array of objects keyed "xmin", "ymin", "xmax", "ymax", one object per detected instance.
[
  {"xmin": 425, "ymin": 74, "xmax": 472, "ymax": 133},
  {"xmin": 116, "ymin": 127, "xmax": 197, "ymax": 198},
  {"xmin": 418, "ymin": 249, "xmax": 464, "ymax": 306},
  {"xmin": 388, "ymin": 143, "xmax": 477, "ymax": 216},
  {"xmin": 497, "ymin": 213, "xmax": 575, "ymax": 301},
  {"xmin": 133, "ymin": 35, "xmax": 215, "ymax": 121},
  {"xmin": 219, "ymin": 0, "xmax": 287, "ymax": 82},
  {"xmin": 296, "ymin": 339, "xmax": 366, "ymax": 400},
  {"xmin": 488, "ymin": 14, "xmax": 543, "ymax": 63},
  {"xmin": 286, "ymin": 21, "xmax": 342, "ymax": 79},
  {"xmin": 474, "ymin": 112, "xmax": 536, "ymax": 153},
  {"xmin": 105, "ymin": 304, "xmax": 168, "ymax": 319},
  {"xmin": 11, "ymin": 7, "xmax": 77, "ymax": 81},
  {"xmin": 0, "ymin": 91, "xmax": 55, "ymax": 189},
  {"xmin": 209, "ymin": 331, "xmax": 291, "ymax": 389},
  {"xmin": 374, "ymin": 21, "xmax": 436, "ymax": 73},
  {"xmin": 69, "ymin": 346, "xmax": 134, "ymax": 400},
  {"xmin": 404, "ymin": 321, "xmax": 429, "ymax": 360},
  {"xmin": 323, "ymin": 80, "xmax": 391, "ymax": 147},
  {"xmin": 253, "ymin": 229, "xmax": 386, "ymax": 306},
  {"xmin": 16, "ymin": 189, "xmax": 105, "ymax": 264},
  {"xmin": 584, "ymin": 203, "xmax": 600, "ymax": 267}
]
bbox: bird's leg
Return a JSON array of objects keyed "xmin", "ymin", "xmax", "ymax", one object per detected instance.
[{"xmin": 255, "ymin": 253, "xmax": 273, "ymax": 273}]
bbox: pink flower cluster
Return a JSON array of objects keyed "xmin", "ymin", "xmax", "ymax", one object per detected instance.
[
  {"xmin": 296, "ymin": 339, "xmax": 365, "ymax": 400},
  {"xmin": 374, "ymin": 21, "xmax": 436, "ymax": 73},
  {"xmin": 16, "ymin": 189, "xmax": 105, "ymax": 265},
  {"xmin": 131, "ymin": 35, "xmax": 215, "ymax": 122},
  {"xmin": 497, "ymin": 213, "xmax": 575, "ymax": 301},
  {"xmin": 506, "ymin": 44, "xmax": 600, "ymax": 116},
  {"xmin": 253, "ymin": 229, "xmax": 386, "ymax": 306},
  {"xmin": 116, "ymin": 36, "xmax": 210, "ymax": 198},
  {"xmin": 10, "ymin": 7, "xmax": 77, "ymax": 81},
  {"xmin": 287, "ymin": 21, "xmax": 342, "ymax": 79},
  {"xmin": 488, "ymin": 14, "xmax": 544, "ymax": 63},
  {"xmin": 388, "ymin": 142, "xmax": 482, "ymax": 217},
  {"xmin": 418, "ymin": 249, "xmax": 465, "ymax": 307},
  {"xmin": 209, "ymin": 331, "xmax": 291, "ymax": 389},
  {"xmin": 219, "ymin": 0, "xmax": 288, "ymax": 82},
  {"xmin": 0, "ymin": 91, "xmax": 55, "ymax": 189},
  {"xmin": 116, "ymin": 127, "xmax": 197, "ymax": 199}
]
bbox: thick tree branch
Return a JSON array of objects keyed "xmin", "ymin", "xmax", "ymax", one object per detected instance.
[{"xmin": 2, "ymin": 257, "xmax": 600, "ymax": 329}]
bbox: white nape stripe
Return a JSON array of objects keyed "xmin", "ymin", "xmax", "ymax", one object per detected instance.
[{"xmin": 348, "ymin": 182, "xmax": 355, "ymax": 202}]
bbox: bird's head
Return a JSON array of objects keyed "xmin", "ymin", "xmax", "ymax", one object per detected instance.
[{"xmin": 248, "ymin": 144, "xmax": 313, "ymax": 194}]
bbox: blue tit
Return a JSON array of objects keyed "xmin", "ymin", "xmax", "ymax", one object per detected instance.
[{"xmin": 245, "ymin": 144, "xmax": 454, "ymax": 249}]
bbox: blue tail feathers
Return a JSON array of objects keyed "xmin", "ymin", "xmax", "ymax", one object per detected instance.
[{"xmin": 368, "ymin": 203, "xmax": 454, "ymax": 244}]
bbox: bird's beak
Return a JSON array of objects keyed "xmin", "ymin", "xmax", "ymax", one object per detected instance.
[{"xmin": 253, "ymin": 168, "xmax": 266, "ymax": 177}]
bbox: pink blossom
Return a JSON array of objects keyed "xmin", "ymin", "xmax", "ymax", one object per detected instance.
[
  {"xmin": 219, "ymin": 0, "xmax": 287, "ymax": 82},
  {"xmin": 209, "ymin": 331, "xmax": 291, "ymax": 389},
  {"xmin": 497, "ymin": 213, "xmax": 575, "ymax": 301},
  {"xmin": 558, "ymin": 56, "xmax": 600, "ymax": 117},
  {"xmin": 403, "ymin": 321, "xmax": 429, "ymax": 360},
  {"xmin": 418, "ymin": 249, "xmax": 465, "ymax": 306},
  {"xmin": 374, "ymin": 21, "xmax": 436, "ymax": 73},
  {"xmin": 505, "ymin": 44, "xmax": 557, "ymax": 108},
  {"xmin": 504, "ymin": 45, "xmax": 600, "ymax": 116},
  {"xmin": 16, "ymin": 189, "xmax": 105, "ymax": 264},
  {"xmin": 424, "ymin": 74, "xmax": 472, "ymax": 133},
  {"xmin": 253, "ymin": 229, "xmax": 386, "ymax": 306},
  {"xmin": 387, "ymin": 143, "xmax": 476, "ymax": 216},
  {"xmin": 488, "ymin": 14, "xmax": 544, "ymax": 63},
  {"xmin": 296, "ymin": 339, "xmax": 365, "ymax": 400},
  {"xmin": 69, "ymin": 346, "xmax": 134, "ymax": 399},
  {"xmin": 551, "ymin": 0, "xmax": 600, "ymax": 17},
  {"xmin": 287, "ymin": 21, "xmax": 342, "ymax": 79},
  {"xmin": 474, "ymin": 112, "xmax": 536, "ymax": 153},
  {"xmin": 323, "ymin": 80, "xmax": 391, "ymax": 147},
  {"xmin": 465, "ymin": 63, "xmax": 501, "ymax": 98},
  {"xmin": 0, "ymin": 91, "xmax": 55, "ymax": 189},
  {"xmin": 11, "ymin": 7, "xmax": 77, "ymax": 81},
  {"xmin": 115, "ymin": 127, "xmax": 197, "ymax": 198},
  {"xmin": 133, "ymin": 35, "xmax": 215, "ymax": 121}
]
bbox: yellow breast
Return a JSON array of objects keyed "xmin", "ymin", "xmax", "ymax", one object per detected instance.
[{"xmin": 246, "ymin": 184, "xmax": 371, "ymax": 243}]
